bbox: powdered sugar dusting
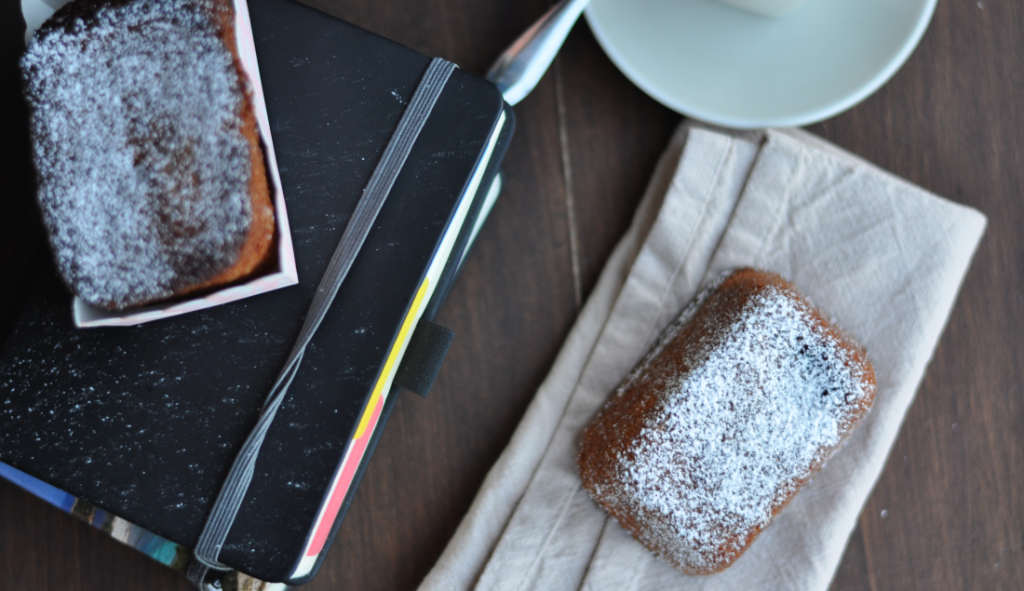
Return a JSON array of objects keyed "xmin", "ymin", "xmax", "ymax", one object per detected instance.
[
  {"xmin": 21, "ymin": 0, "xmax": 252, "ymax": 309},
  {"xmin": 583, "ymin": 275, "xmax": 874, "ymax": 573}
]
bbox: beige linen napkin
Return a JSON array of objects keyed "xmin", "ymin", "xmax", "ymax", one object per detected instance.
[{"xmin": 420, "ymin": 124, "xmax": 987, "ymax": 591}]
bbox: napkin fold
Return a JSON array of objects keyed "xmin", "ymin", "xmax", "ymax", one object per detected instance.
[{"xmin": 420, "ymin": 124, "xmax": 986, "ymax": 591}]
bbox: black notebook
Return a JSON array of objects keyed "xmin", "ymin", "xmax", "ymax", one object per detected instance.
[{"xmin": 0, "ymin": 0, "xmax": 513, "ymax": 583}]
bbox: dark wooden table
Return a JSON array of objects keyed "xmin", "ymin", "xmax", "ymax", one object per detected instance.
[{"xmin": 2, "ymin": 0, "xmax": 1022, "ymax": 589}]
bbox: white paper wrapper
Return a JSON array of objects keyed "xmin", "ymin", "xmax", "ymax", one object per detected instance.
[{"xmin": 21, "ymin": 0, "xmax": 299, "ymax": 327}]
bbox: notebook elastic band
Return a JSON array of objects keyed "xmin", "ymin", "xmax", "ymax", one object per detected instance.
[{"xmin": 187, "ymin": 57, "xmax": 456, "ymax": 588}]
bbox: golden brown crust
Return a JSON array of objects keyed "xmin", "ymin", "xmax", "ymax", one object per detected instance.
[
  {"xmin": 578, "ymin": 269, "xmax": 875, "ymax": 574},
  {"xmin": 30, "ymin": 0, "xmax": 275, "ymax": 308},
  {"xmin": 180, "ymin": 0, "xmax": 274, "ymax": 296}
]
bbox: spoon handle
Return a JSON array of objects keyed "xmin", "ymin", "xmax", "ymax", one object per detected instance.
[{"xmin": 486, "ymin": 0, "xmax": 590, "ymax": 106}]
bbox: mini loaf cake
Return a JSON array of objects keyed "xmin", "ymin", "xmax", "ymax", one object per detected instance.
[
  {"xmin": 578, "ymin": 269, "xmax": 875, "ymax": 574},
  {"xmin": 21, "ymin": 0, "xmax": 274, "ymax": 310}
]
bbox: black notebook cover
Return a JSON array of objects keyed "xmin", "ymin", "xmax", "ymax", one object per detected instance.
[{"xmin": 0, "ymin": 0, "xmax": 513, "ymax": 583}]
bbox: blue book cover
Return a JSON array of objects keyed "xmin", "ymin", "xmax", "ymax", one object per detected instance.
[{"xmin": 0, "ymin": 461, "xmax": 287, "ymax": 590}]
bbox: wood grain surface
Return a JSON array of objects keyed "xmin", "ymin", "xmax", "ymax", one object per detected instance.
[{"xmin": 1, "ymin": 0, "xmax": 1021, "ymax": 589}]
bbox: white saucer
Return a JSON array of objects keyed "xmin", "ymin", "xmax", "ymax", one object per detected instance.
[{"xmin": 585, "ymin": 0, "xmax": 936, "ymax": 128}]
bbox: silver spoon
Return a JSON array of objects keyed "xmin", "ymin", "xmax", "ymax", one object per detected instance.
[{"xmin": 486, "ymin": 0, "xmax": 590, "ymax": 106}]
